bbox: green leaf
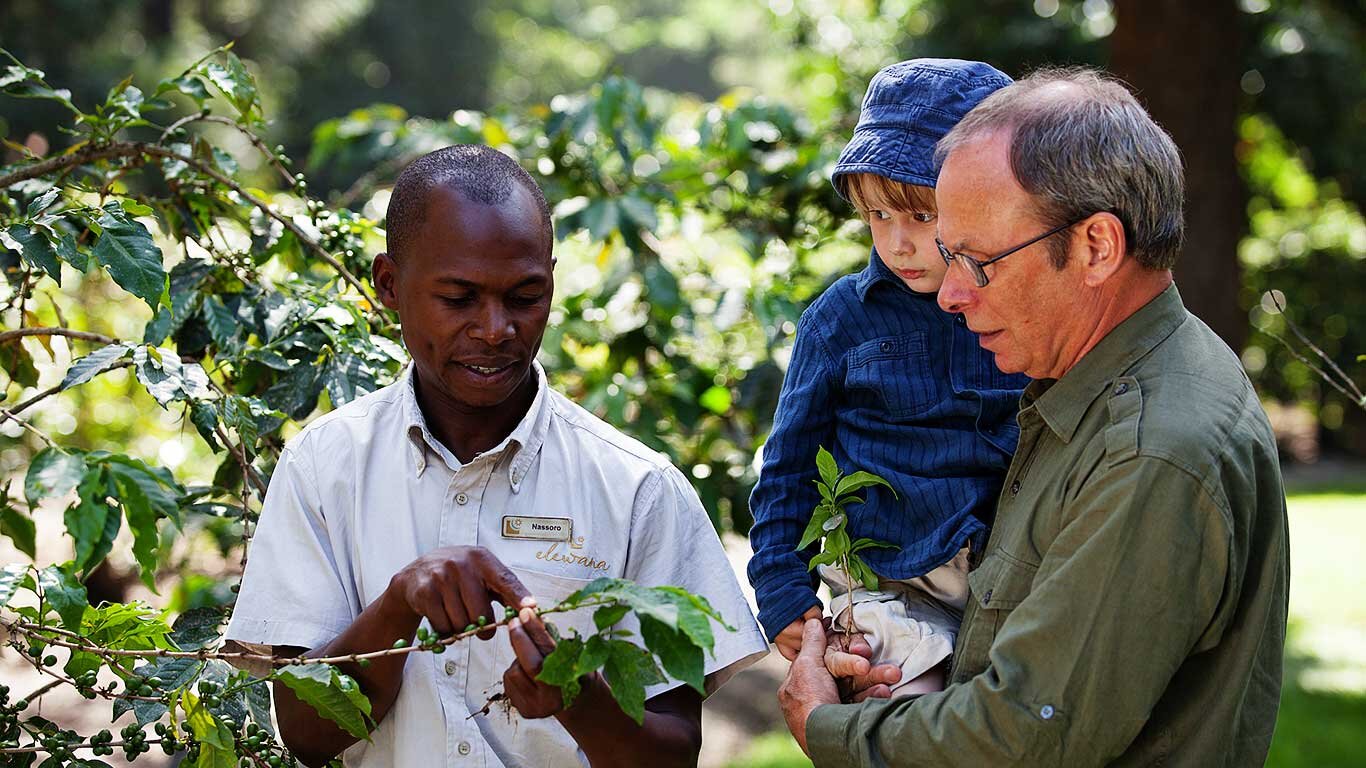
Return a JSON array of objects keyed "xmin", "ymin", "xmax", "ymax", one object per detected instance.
[
  {"xmin": 602, "ymin": 638, "xmax": 666, "ymax": 725},
  {"xmin": 60, "ymin": 343, "xmax": 132, "ymax": 390},
  {"xmin": 698, "ymin": 385, "xmax": 732, "ymax": 415},
  {"xmin": 184, "ymin": 691, "xmax": 238, "ymax": 768},
  {"xmin": 244, "ymin": 680, "xmax": 275, "ymax": 736},
  {"xmin": 37, "ymin": 564, "xmax": 88, "ymax": 629},
  {"xmin": 639, "ymin": 616, "xmax": 704, "ymax": 694},
  {"xmin": 0, "ymin": 564, "xmax": 31, "ymax": 608},
  {"xmin": 105, "ymin": 456, "xmax": 183, "ymax": 588},
  {"xmin": 263, "ymin": 362, "xmax": 323, "ymax": 420},
  {"xmin": 202, "ymin": 52, "xmax": 257, "ymax": 118},
  {"xmin": 133, "ymin": 346, "xmax": 214, "ymax": 407},
  {"xmin": 537, "ymin": 632, "xmax": 587, "ymax": 709},
  {"xmin": 66, "ymin": 467, "xmax": 114, "ymax": 572},
  {"xmin": 593, "ymin": 603, "xmax": 631, "ymax": 631},
  {"xmin": 0, "ymin": 503, "xmax": 37, "ymax": 558},
  {"xmin": 0, "ymin": 64, "xmax": 41, "ymax": 89},
  {"xmin": 618, "ymin": 195, "xmax": 658, "ymax": 232},
  {"xmin": 850, "ymin": 538, "xmax": 899, "ymax": 553},
  {"xmin": 203, "ymin": 295, "xmax": 239, "ymax": 349},
  {"xmin": 796, "ymin": 504, "xmax": 832, "ymax": 551},
  {"xmin": 155, "ymin": 74, "xmax": 211, "ymax": 107},
  {"xmin": 6, "ymin": 225, "xmax": 61, "ymax": 280},
  {"xmin": 835, "ymin": 471, "xmax": 896, "ymax": 500},
  {"xmin": 276, "ymin": 664, "xmax": 373, "ymax": 740},
  {"xmin": 93, "ymin": 212, "xmax": 166, "ymax": 309},
  {"xmin": 189, "ymin": 401, "xmax": 222, "ymax": 450},
  {"xmin": 109, "ymin": 85, "xmax": 144, "ymax": 119},
  {"xmin": 26, "ymin": 187, "xmax": 60, "ymax": 218},
  {"xmin": 815, "ymin": 446, "xmax": 840, "ymax": 490},
  {"xmin": 582, "ymin": 200, "xmax": 619, "ymax": 241},
  {"xmin": 851, "ymin": 555, "xmax": 880, "ymax": 591},
  {"xmin": 1, "ymin": 341, "xmax": 39, "ymax": 388},
  {"xmin": 806, "ymin": 550, "xmax": 838, "ymax": 572},
  {"xmin": 171, "ymin": 607, "xmax": 226, "ymax": 650},
  {"xmin": 25, "ymin": 447, "xmax": 86, "ymax": 506}
]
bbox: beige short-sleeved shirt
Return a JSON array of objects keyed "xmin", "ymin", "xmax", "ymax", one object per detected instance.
[{"xmin": 226, "ymin": 362, "xmax": 768, "ymax": 767}]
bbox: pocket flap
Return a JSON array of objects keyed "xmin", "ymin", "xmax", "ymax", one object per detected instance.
[{"xmin": 967, "ymin": 553, "xmax": 1037, "ymax": 610}]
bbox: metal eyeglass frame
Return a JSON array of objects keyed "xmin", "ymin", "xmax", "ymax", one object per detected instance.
[{"xmin": 935, "ymin": 217, "xmax": 1088, "ymax": 287}]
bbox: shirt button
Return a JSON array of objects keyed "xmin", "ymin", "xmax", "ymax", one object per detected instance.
[
  {"xmin": 879, "ymin": 341, "xmax": 892, "ymax": 353},
  {"xmin": 982, "ymin": 589, "xmax": 994, "ymax": 602},
  {"xmin": 455, "ymin": 492, "xmax": 468, "ymax": 505},
  {"xmin": 1010, "ymin": 480, "xmax": 1021, "ymax": 495},
  {"xmin": 1113, "ymin": 382, "xmax": 1129, "ymax": 395},
  {"xmin": 1040, "ymin": 704, "xmax": 1055, "ymax": 720},
  {"xmin": 956, "ymin": 314, "xmax": 966, "ymax": 325},
  {"xmin": 444, "ymin": 660, "xmax": 457, "ymax": 676},
  {"xmin": 457, "ymin": 740, "xmax": 472, "ymax": 755}
]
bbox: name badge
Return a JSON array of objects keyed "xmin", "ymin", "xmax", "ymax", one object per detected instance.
[{"xmin": 502, "ymin": 515, "xmax": 573, "ymax": 541}]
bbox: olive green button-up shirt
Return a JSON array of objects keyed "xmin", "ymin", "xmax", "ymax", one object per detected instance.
[{"xmin": 808, "ymin": 284, "xmax": 1290, "ymax": 767}]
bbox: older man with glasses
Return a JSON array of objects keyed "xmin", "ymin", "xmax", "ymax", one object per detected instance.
[{"xmin": 778, "ymin": 68, "xmax": 1289, "ymax": 767}]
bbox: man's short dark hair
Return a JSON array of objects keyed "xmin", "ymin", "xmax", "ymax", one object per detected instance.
[
  {"xmin": 935, "ymin": 68, "xmax": 1185, "ymax": 271},
  {"xmin": 385, "ymin": 144, "xmax": 553, "ymax": 259}
]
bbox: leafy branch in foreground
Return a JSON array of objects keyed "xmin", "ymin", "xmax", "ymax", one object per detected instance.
[
  {"xmin": 797, "ymin": 446, "xmax": 897, "ymax": 637},
  {"xmin": 1, "ymin": 567, "xmax": 732, "ymax": 761}
]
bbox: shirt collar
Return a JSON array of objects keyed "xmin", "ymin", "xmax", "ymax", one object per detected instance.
[
  {"xmin": 402, "ymin": 360, "xmax": 551, "ymax": 490},
  {"xmin": 1029, "ymin": 282, "xmax": 1188, "ymax": 443},
  {"xmin": 854, "ymin": 247, "xmax": 937, "ymax": 303}
]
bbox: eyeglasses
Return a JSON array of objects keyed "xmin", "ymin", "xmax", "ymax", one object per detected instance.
[{"xmin": 936, "ymin": 217, "xmax": 1087, "ymax": 288}]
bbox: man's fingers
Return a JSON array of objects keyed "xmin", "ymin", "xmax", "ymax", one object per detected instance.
[
  {"xmin": 507, "ymin": 618, "xmax": 546, "ymax": 676},
  {"xmin": 476, "ymin": 553, "xmax": 532, "ymax": 613},
  {"xmin": 843, "ymin": 633, "xmax": 874, "ymax": 659},
  {"xmin": 517, "ymin": 607, "xmax": 556, "ymax": 655},
  {"xmin": 850, "ymin": 684, "xmax": 893, "ymax": 703},
  {"xmin": 824, "ymin": 648, "xmax": 870, "ymax": 678},
  {"xmin": 796, "ymin": 618, "xmax": 827, "ymax": 661},
  {"xmin": 454, "ymin": 568, "xmax": 498, "ymax": 640}
]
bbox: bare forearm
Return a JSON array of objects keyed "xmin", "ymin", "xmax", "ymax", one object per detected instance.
[
  {"xmin": 555, "ymin": 676, "xmax": 701, "ymax": 768},
  {"xmin": 274, "ymin": 590, "xmax": 422, "ymax": 766}
]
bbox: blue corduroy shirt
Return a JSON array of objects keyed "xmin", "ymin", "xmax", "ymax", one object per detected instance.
[{"xmin": 747, "ymin": 250, "xmax": 1029, "ymax": 641}]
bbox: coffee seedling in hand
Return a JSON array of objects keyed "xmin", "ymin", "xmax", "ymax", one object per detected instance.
[{"xmin": 796, "ymin": 446, "xmax": 898, "ymax": 637}]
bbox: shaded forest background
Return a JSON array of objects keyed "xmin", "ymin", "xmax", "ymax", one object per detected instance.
[{"xmin": 2, "ymin": 0, "xmax": 1363, "ymax": 528}]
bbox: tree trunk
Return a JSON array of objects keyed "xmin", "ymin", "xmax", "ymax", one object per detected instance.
[{"xmin": 1111, "ymin": 0, "xmax": 1247, "ymax": 353}]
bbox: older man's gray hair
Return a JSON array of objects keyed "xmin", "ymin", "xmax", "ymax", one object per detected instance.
[{"xmin": 935, "ymin": 67, "xmax": 1185, "ymax": 271}]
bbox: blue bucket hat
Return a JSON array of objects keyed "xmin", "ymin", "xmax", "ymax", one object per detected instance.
[{"xmin": 832, "ymin": 58, "xmax": 1012, "ymax": 202}]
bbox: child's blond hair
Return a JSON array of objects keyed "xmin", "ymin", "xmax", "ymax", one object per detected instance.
[{"xmin": 840, "ymin": 173, "xmax": 936, "ymax": 220}]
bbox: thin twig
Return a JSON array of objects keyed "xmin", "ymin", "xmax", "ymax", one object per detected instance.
[
  {"xmin": 0, "ymin": 406, "xmax": 56, "ymax": 448},
  {"xmin": 8, "ymin": 360, "xmax": 133, "ymax": 415},
  {"xmin": 160, "ymin": 111, "xmax": 296, "ymax": 187},
  {"xmin": 1, "ymin": 599, "xmax": 604, "ymax": 668},
  {"xmin": 1268, "ymin": 293, "xmax": 1366, "ymax": 407},
  {"xmin": 0, "ymin": 738, "xmax": 165, "ymax": 756},
  {"xmin": 0, "ymin": 327, "xmax": 118, "ymax": 346}
]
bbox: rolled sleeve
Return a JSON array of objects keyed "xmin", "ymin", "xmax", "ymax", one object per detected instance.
[
  {"xmin": 225, "ymin": 443, "xmax": 360, "ymax": 651},
  {"xmin": 627, "ymin": 465, "xmax": 769, "ymax": 698},
  {"xmin": 807, "ymin": 456, "xmax": 1232, "ymax": 766},
  {"xmin": 747, "ymin": 312, "xmax": 839, "ymax": 641}
]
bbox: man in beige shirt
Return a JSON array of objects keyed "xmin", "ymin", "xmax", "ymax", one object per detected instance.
[
  {"xmin": 779, "ymin": 68, "xmax": 1289, "ymax": 767},
  {"xmin": 227, "ymin": 145, "xmax": 766, "ymax": 767}
]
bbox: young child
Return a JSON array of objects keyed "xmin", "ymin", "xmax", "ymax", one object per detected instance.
[{"xmin": 747, "ymin": 59, "xmax": 1029, "ymax": 694}]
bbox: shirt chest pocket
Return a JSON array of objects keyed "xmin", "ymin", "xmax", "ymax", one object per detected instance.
[
  {"xmin": 843, "ymin": 332, "xmax": 941, "ymax": 418},
  {"xmin": 966, "ymin": 552, "xmax": 1038, "ymax": 638}
]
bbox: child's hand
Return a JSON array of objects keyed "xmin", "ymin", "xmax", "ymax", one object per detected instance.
[{"xmin": 775, "ymin": 606, "xmax": 824, "ymax": 661}]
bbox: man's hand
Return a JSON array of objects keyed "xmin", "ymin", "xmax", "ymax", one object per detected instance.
[
  {"xmin": 825, "ymin": 631, "xmax": 901, "ymax": 703},
  {"xmin": 778, "ymin": 619, "xmax": 842, "ymax": 756},
  {"xmin": 503, "ymin": 606, "xmax": 568, "ymax": 719},
  {"xmin": 386, "ymin": 545, "xmax": 532, "ymax": 640},
  {"xmin": 775, "ymin": 606, "xmax": 825, "ymax": 661}
]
